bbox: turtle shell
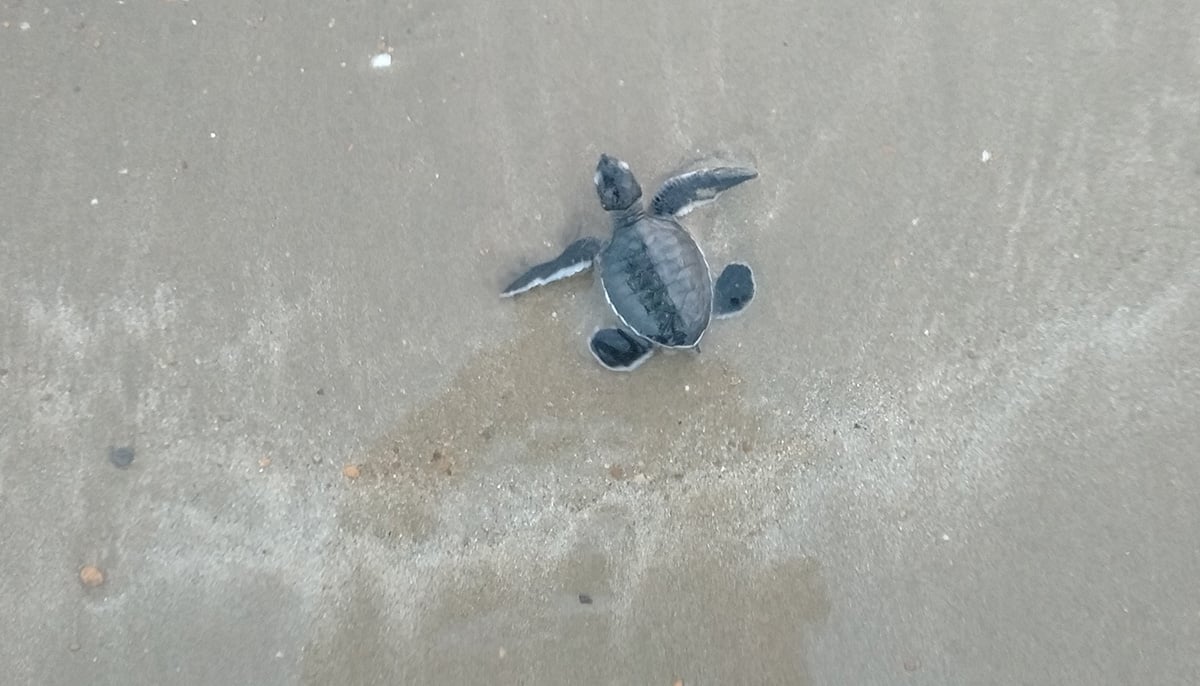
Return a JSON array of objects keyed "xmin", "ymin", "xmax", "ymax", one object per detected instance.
[{"xmin": 599, "ymin": 215, "xmax": 713, "ymax": 348}]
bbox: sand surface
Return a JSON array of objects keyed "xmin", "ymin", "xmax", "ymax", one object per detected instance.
[{"xmin": 2, "ymin": 1, "xmax": 1198, "ymax": 684}]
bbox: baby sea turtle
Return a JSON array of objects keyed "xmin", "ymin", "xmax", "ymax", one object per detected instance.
[{"xmin": 501, "ymin": 153, "xmax": 759, "ymax": 371}]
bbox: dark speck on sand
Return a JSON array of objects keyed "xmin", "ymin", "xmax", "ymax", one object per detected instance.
[{"xmin": 109, "ymin": 446, "xmax": 135, "ymax": 469}]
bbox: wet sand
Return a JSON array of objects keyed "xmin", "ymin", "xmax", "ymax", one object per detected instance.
[{"xmin": 2, "ymin": 1, "xmax": 1198, "ymax": 684}]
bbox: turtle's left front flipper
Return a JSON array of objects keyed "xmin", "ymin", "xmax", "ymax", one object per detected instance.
[
  {"xmin": 501, "ymin": 237, "xmax": 604, "ymax": 297},
  {"xmin": 650, "ymin": 166, "xmax": 758, "ymax": 217}
]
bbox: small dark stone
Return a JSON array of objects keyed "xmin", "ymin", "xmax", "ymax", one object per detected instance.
[
  {"xmin": 316, "ymin": 387, "xmax": 325, "ymax": 395},
  {"xmin": 109, "ymin": 446, "xmax": 135, "ymax": 468},
  {"xmin": 853, "ymin": 422, "xmax": 866, "ymax": 430},
  {"xmin": 578, "ymin": 593, "xmax": 593, "ymax": 605}
]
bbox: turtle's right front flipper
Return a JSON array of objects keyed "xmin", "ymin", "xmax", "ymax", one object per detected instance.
[
  {"xmin": 501, "ymin": 237, "xmax": 604, "ymax": 297},
  {"xmin": 650, "ymin": 166, "xmax": 758, "ymax": 217}
]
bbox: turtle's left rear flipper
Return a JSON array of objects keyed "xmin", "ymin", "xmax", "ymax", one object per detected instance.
[{"xmin": 589, "ymin": 328, "xmax": 655, "ymax": 372}]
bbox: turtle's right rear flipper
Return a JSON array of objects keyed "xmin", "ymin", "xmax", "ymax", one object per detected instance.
[
  {"xmin": 501, "ymin": 237, "xmax": 603, "ymax": 297},
  {"xmin": 713, "ymin": 262, "xmax": 755, "ymax": 318}
]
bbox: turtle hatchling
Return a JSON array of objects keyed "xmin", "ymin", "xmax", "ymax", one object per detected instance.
[{"xmin": 501, "ymin": 153, "xmax": 759, "ymax": 372}]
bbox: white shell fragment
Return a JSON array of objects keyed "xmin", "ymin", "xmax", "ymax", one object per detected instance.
[{"xmin": 370, "ymin": 52, "xmax": 392, "ymax": 69}]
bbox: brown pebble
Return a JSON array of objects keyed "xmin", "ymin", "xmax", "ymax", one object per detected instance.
[
  {"xmin": 903, "ymin": 657, "xmax": 921, "ymax": 672},
  {"xmin": 79, "ymin": 565, "xmax": 104, "ymax": 588},
  {"xmin": 673, "ymin": 680, "xmax": 684, "ymax": 686},
  {"xmin": 609, "ymin": 464, "xmax": 625, "ymax": 480},
  {"xmin": 258, "ymin": 457, "xmax": 271, "ymax": 469},
  {"xmin": 342, "ymin": 464, "xmax": 360, "ymax": 479}
]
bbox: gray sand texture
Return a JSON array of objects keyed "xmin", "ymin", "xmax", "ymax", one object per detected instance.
[{"xmin": 2, "ymin": 1, "xmax": 1198, "ymax": 684}]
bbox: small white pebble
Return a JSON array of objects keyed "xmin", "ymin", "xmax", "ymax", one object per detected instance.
[
  {"xmin": 981, "ymin": 150, "xmax": 991, "ymax": 162},
  {"xmin": 370, "ymin": 52, "xmax": 392, "ymax": 69},
  {"xmin": 911, "ymin": 217, "xmax": 919, "ymax": 226},
  {"xmin": 941, "ymin": 534, "xmax": 950, "ymax": 541},
  {"xmin": 684, "ymin": 384, "xmax": 691, "ymax": 392},
  {"xmin": 191, "ymin": 19, "xmax": 198, "ymax": 26},
  {"xmin": 19, "ymin": 21, "xmax": 31, "ymax": 30},
  {"xmin": 117, "ymin": 167, "xmax": 129, "ymax": 175},
  {"xmin": 90, "ymin": 197, "xmax": 99, "ymax": 206},
  {"xmin": 209, "ymin": 131, "xmax": 216, "ymax": 139},
  {"xmin": 327, "ymin": 18, "xmax": 336, "ymax": 29}
]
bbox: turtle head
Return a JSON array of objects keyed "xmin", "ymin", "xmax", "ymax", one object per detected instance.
[{"xmin": 594, "ymin": 154, "xmax": 643, "ymax": 212}]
